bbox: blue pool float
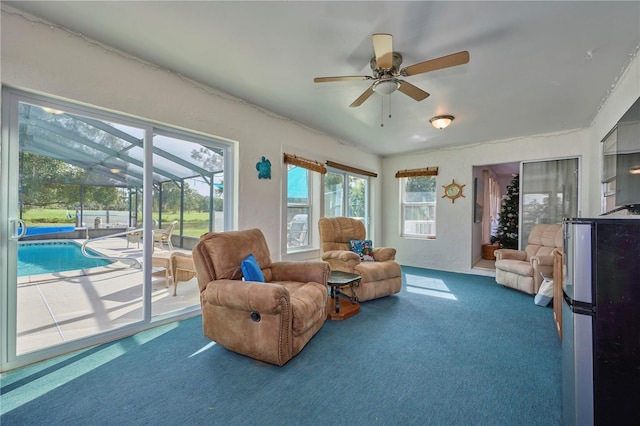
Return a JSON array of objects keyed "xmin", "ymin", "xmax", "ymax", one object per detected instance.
[{"xmin": 18, "ymin": 226, "xmax": 76, "ymax": 236}]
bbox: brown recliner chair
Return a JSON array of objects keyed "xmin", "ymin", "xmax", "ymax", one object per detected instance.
[
  {"xmin": 494, "ymin": 223, "xmax": 563, "ymax": 295},
  {"xmin": 192, "ymin": 228, "xmax": 330, "ymax": 366},
  {"xmin": 318, "ymin": 217, "xmax": 402, "ymax": 301}
]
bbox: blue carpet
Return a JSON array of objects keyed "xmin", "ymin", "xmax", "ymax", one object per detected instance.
[{"xmin": 0, "ymin": 267, "xmax": 561, "ymax": 425}]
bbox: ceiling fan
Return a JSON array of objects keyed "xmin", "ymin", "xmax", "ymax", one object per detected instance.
[{"xmin": 314, "ymin": 33, "xmax": 469, "ymax": 107}]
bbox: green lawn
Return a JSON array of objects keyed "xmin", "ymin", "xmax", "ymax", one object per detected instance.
[
  {"xmin": 21, "ymin": 209, "xmax": 215, "ymax": 238},
  {"xmin": 22, "ymin": 208, "xmax": 75, "ymax": 224}
]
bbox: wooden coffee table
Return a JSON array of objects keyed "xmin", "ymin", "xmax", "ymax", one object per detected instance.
[{"xmin": 327, "ymin": 271, "xmax": 360, "ymax": 321}]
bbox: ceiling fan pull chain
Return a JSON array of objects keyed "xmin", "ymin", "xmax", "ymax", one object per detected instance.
[
  {"xmin": 380, "ymin": 96, "xmax": 384, "ymax": 127},
  {"xmin": 388, "ymin": 95, "xmax": 392, "ymax": 119}
]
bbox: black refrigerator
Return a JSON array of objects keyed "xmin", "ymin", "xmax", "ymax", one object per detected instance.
[{"xmin": 562, "ymin": 217, "xmax": 640, "ymax": 425}]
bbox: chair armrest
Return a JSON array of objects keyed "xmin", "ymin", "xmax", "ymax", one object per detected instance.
[
  {"xmin": 494, "ymin": 249, "xmax": 527, "ymax": 261},
  {"xmin": 531, "ymin": 255, "xmax": 554, "ymax": 268},
  {"xmin": 373, "ymin": 247, "xmax": 396, "ymax": 262},
  {"xmin": 270, "ymin": 261, "xmax": 330, "ymax": 286},
  {"xmin": 202, "ymin": 279, "xmax": 290, "ymax": 314}
]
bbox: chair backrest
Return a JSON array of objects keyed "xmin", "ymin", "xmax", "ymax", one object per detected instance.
[
  {"xmin": 192, "ymin": 228, "xmax": 273, "ymax": 292},
  {"xmin": 524, "ymin": 224, "xmax": 563, "ymax": 260},
  {"xmin": 318, "ymin": 217, "xmax": 366, "ymax": 253},
  {"xmin": 163, "ymin": 220, "xmax": 178, "ymax": 237}
]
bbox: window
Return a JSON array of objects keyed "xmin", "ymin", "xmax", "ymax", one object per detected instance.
[
  {"xmin": 287, "ymin": 164, "xmax": 310, "ymax": 248},
  {"xmin": 283, "ymin": 153, "xmax": 326, "ymax": 252},
  {"xmin": 400, "ymin": 175, "xmax": 437, "ymax": 238},
  {"xmin": 324, "ymin": 170, "xmax": 369, "ymax": 222},
  {"xmin": 521, "ymin": 158, "xmax": 579, "ymax": 243}
]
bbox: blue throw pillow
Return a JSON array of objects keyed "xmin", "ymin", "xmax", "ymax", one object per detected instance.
[
  {"xmin": 241, "ymin": 253, "xmax": 264, "ymax": 282},
  {"xmin": 349, "ymin": 239, "xmax": 374, "ymax": 261}
]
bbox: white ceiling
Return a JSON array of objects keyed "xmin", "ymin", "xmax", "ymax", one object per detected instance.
[{"xmin": 5, "ymin": 1, "xmax": 640, "ymax": 157}]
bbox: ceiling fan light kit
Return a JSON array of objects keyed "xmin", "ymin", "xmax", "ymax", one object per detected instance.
[
  {"xmin": 430, "ymin": 115, "xmax": 454, "ymax": 130},
  {"xmin": 372, "ymin": 79, "xmax": 399, "ymax": 95}
]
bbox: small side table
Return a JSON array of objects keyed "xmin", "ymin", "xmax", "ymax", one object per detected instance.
[
  {"xmin": 327, "ymin": 271, "xmax": 360, "ymax": 321},
  {"xmin": 170, "ymin": 252, "xmax": 197, "ymax": 297},
  {"xmin": 151, "ymin": 252, "xmax": 173, "ymax": 290}
]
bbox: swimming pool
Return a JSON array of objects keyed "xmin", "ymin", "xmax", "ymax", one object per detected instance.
[{"xmin": 18, "ymin": 241, "xmax": 114, "ymax": 277}]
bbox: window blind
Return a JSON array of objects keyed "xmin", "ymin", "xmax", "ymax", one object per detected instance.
[
  {"xmin": 395, "ymin": 167, "xmax": 439, "ymax": 178},
  {"xmin": 283, "ymin": 153, "xmax": 327, "ymax": 174},
  {"xmin": 326, "ymin": 160, "xmax": 377, "ymax": 178}
]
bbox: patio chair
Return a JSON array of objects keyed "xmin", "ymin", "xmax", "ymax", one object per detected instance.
[
  {"xmin": 125, "ymin": 219, "xmax": 158, "ymax": 249},
  {"xmin": 288, "ymin": 213, "xmax": 308, "ymax": 246},
  {"xmin": 153, "ymin": 220, "xmax": 178, "ymax": 251},
  {"xmin": 126, "ymin": 229, "xmax": 141, "ymax": 248}
]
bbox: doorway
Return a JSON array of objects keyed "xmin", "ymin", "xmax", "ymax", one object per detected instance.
[
  {"xmin": 471, "ymin": 162, "xmax": 519, "ymax": 272},
  {"xmin": 472, "ymin": 157, "xmax": 580, "ymax": 272}
]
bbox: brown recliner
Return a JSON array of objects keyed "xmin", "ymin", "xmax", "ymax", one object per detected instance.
[
  {"xmin": 318, "ymin": 217, "xmax": 402, "ymax": 301},
  {"xmin": 192, "ymin": 228, "xmax": 330, "ymax": 366},
  {"xmin": 494, "ymin": 223, "xmax": 563, "ymax": 295}
]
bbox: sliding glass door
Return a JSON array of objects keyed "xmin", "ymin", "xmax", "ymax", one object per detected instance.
[
  {"xmin": 521, "ymin": 157, "xmax": 579, "ymax": 244},
  {"xmin": 1, "ymin": 88, "xmax": 232, "ymax": 372}
]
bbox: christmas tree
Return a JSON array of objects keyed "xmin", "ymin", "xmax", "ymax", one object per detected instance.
[{"xmin": 493, "ymin": 174, "xmax": 519, "ymax": 249}]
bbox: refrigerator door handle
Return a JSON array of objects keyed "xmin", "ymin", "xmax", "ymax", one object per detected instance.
[{"xmin": 563, "ymin": 291, "xmax": 595, "ymax": 316}]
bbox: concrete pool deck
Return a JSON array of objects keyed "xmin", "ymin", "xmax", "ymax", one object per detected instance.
[{"xmin": 16, "ymin": 236, "xmax": 200, "ymax": 355}]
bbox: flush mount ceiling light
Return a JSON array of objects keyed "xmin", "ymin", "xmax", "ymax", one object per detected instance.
[
  {"xmin": 372, "ymin": 79, "xmax": 400, "ymax": 95},
  {"xmin": 429, "ymin": 115, "xmax": 454, "ymax": 130}
]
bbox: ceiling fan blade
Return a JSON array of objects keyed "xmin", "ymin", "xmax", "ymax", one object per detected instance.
[
  {"xmin": 314, "ymin": 76, "xmax": 371, "ymax": 83},
  {"xmin": 349, "ymin": 87, "xmax": 375, "ymax": 107},
  {"xmin": 401, "ymin": 51, "xmax": 470, "ymax": 76},
  {"xmin": 397, "ymin": 81, "xmax": 430, "ymax": 101},
  {"xmin": 372, "ymin": 33, "xmax": 393, "ymax": 70}
]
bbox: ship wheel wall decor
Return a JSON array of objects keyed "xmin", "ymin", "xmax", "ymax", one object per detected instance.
[{"xmin": 442, "ymin": 179, "xmax": 465, "ymax": 203}]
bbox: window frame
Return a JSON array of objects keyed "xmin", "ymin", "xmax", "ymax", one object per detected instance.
[
  {"xmin": 286, "ymin": 164, "xmax": 312, "ymax": 251},
  {"xmin": 400, "ymin": 175, "xmax": 437, "ymax": 239},
  {"xmin": 323, "ymin": 166, "xmax": 371, "ymax": 233}
]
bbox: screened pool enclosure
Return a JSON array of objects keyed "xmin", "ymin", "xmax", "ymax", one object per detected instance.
[{"xmin": 18, "ymin": 101, "xmax": 228, "ymax": 242}]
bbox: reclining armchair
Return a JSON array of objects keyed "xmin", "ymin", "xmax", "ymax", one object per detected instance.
[
  {"xmin": 192, "ymin": 228, "xmax": 330, "ymax": 366},
  {"xmin": 318, "ymin": 217, "xmax": 402, "ymax": 302},
  {"xmin": 494, "ymin": 223, "xmax": 562, "ymax": 295}
]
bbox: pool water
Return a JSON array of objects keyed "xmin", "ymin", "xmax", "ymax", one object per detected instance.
[{"xmin": 18, "ymin": 241, "xmax": 113, "ymax": 277}]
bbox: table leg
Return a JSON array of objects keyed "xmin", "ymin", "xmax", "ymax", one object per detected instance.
[
  {"xmin": 350, "ymin": 280, "xmax": 360, "ymax": 304},
  {"xmin": 331, "ymin": 285, "xmax": 340, "ymax": 313}
]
